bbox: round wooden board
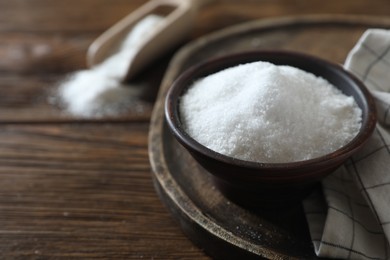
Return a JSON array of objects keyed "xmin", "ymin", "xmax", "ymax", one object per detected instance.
[{"xmin": 148, "ymin": 15, "xmax": 390, "ymax": 259}]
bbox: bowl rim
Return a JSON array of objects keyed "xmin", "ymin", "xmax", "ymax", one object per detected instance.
[{"xmin": 165, "ymin": 50, "xmax": 377, "ymax": 172}]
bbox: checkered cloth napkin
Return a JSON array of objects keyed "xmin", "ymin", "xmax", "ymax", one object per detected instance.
[{"xmin": 303, "ymin": 29, "xmax": 390, "ymax": 259}]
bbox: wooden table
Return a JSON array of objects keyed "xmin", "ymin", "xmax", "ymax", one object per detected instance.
[{"xmin": 0, "ymin": 1, "xmax": 389, "ymax": 259}]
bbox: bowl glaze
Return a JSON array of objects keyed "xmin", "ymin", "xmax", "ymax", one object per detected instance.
[{"xmin": 165, "ymin": 50, "xmax": 377, "ymax": 209}]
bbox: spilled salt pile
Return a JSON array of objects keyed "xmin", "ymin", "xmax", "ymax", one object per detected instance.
[
  {"xmin": 180, "ymin": 61, "xmax": 362, "ymax": 163},
  {"xmin": 54, "ymin": 15, "xmax": 164, "ymax": 118}
]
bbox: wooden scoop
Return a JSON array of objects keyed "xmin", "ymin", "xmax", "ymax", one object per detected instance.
[{"xmin": 86, "ymin": 0, "xmax": 213, "ymax": 82}]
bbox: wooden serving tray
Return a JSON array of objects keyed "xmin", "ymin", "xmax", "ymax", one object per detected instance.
[{"xmin": 148, "ymin": 15, "xmax": 390, "ymax": 259}]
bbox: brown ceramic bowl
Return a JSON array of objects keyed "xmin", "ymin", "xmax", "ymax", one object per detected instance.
[{"xmin": 165, "ymin": 50, "xmax": 377, "ymax": 209}]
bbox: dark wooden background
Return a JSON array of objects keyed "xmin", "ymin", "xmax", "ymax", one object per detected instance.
[{"xmin": 0, "ymin": 0, "xmax": 389, "ymax": 259}]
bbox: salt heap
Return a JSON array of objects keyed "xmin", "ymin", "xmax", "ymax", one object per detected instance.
[
  {"xmin": 180, "ymin": 61, "xmax": 362, "ymax": 163},
  {"xmin": 54, "ymin": 15, "xmax": 164, "ymax": 118}
]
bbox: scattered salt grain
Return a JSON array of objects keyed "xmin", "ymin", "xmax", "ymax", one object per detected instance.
[
  {"xmin": 53, "ymin": 14, "xmax": 164, "ymax": 118},
  {"xmin": 180, "ymin": 61, "xmax": 362, "ymax": 163}
]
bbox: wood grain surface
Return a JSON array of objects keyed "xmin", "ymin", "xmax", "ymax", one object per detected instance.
[{"xmin": 0, "ymin": 0, "xmax": 389, "ymax": 259}]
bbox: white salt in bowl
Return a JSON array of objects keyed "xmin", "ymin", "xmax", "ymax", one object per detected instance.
[{"xmin": 165, "ymin": 50, "xmax": 377, "ymax": 209}]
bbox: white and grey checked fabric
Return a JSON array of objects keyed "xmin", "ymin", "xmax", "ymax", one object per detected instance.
[{"xmin": 303, "ymin": 29, "xmax": 390, "ymax": 259}]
